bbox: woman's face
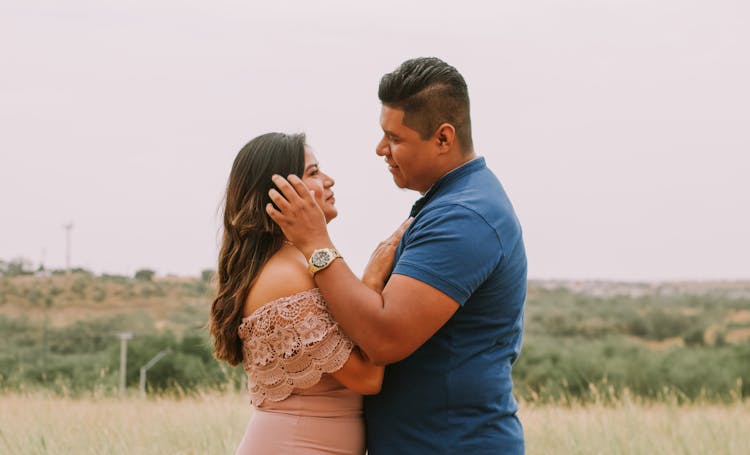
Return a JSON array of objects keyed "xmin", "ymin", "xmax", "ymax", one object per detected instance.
[{"xmin": 301, "ymin": 145, "xmax": 337, "ymax": 223}]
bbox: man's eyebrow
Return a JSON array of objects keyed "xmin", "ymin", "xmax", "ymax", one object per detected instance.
[{"xmin": 383, "ymin": 129, "xmax": 400, "ymax": 138}]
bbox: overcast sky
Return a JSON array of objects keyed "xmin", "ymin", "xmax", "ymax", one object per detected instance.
[{"xmin": 1, "ymin": 0, "xmax": 748, "ymax": 281}]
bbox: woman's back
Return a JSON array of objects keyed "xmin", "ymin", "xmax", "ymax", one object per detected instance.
[
  {"xmin": 235, "ymin": 244, "xmax": 365, "ymax": 454},
  {"xmin": 243, "ymin": 243, "xmax": 314, "ymax": 317}
]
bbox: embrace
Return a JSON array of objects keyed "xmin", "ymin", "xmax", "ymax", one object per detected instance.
[{"xmin": 209, "ymin": 57, "xmax": 527, "ymax": 454}]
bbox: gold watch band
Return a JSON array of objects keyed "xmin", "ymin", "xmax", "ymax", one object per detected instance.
[{"xmin": 308, "ymin": 248, "xmax": 342, "ymax": 275}]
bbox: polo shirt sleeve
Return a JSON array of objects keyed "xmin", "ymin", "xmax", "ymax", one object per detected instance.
[{"xmin": 392, "ymin": 204, "xmax": 503, "ymax": 306}]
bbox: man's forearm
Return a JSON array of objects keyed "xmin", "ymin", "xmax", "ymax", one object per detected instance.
[{"xmin": 313, "ymin": 259, "xmax": 395, "ymax": 363}]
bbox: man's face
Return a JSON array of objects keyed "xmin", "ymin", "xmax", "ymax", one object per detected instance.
[{"xmin": 375, "ymin": 105, "xmax": 437, "ymax": 193}]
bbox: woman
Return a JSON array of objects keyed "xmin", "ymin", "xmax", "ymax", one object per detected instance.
[{"xmin": 209, "ymin": 132, "xmax": 399, "ymax": 454}]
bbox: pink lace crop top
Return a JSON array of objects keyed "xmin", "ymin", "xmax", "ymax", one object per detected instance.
[{"xmin": 238, "ymin": 288, "xmax": 354, "ymax": 406}]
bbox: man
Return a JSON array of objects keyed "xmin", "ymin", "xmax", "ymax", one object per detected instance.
[{"xmin": 267, "ymin": 57, "xmax": 527, "ymax": 454}]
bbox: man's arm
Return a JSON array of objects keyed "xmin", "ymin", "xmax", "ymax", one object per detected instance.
[
  {"xmin": 316, "ymin": 262, "xmax": 459, "ymax": 365},
  {"xmin": 267, "ymin": 174, "xmax": 459, "ymax": 364}
]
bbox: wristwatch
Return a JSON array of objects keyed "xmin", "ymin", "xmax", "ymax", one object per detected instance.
[{"xmin": 308, "ymin": 248, "xmax": 342, "ymax": 275}]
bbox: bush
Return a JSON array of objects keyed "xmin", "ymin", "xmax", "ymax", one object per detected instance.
[
  {"xmin": 201, "ymin": 269, "xmax": 215, "ymax": 283},
  {"xmin": 92, "ymin": 286, "xmax": 107, "ymax": 303},
  {"xmin": 134, "ymin": 269, "xmax": 155, "ymax": 281},
  {"xmin": 71, "ymin": 278, "xmax": 88, "ymax": 299}
]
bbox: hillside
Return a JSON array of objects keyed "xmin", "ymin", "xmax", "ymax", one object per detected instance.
[
  {"xmin": 0, "ymin": 272, "xmax": 212, "ymax": 332},
  {"xmin": 4, "ymin": 273, "xmax": 749, "ymax": 346},
  {"xmin": 1, "ymin": 272, "xmax": 749, "ymax": 400}
]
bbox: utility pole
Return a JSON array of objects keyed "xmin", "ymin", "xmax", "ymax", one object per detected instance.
[
  {"xmin": 63, "ymin": 222, "xmax": 73, "ymax": 273},
  {"xmin": 117, "ymin": 332, "xmax": 133, "ymax": 397}
]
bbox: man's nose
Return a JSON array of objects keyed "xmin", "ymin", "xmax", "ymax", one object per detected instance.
[{"xmin": 375, "ymin": 137, "xmax": 388, "ymax": 156}]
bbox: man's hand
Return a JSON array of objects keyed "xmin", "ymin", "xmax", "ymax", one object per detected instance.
[
  {"xmin": 362, "ymin": 217, "xmax": 413, "ymax": 292},
  {"xmin": 266, "ymin": 174, "xmax": 333, "ymax": 257}
]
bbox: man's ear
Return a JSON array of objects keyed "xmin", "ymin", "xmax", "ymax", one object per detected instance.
[{"xmin": 434, "ymin": 123, "xmax": 456, "ymax": 153}]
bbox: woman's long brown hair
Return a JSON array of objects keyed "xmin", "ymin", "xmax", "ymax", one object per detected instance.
[{"xmin": 210, "ymin": 132, "xmax": 305, "ymax": 365}]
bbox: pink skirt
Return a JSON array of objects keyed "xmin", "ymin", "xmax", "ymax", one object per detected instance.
[{"xmin": 235, "ymin": 377, "xmax": 365, "ymax": 455}]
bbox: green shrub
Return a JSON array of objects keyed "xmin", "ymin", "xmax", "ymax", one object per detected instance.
[{"xmin": 134, "ymin": 269, "xmax": 155, "ymax": 281}]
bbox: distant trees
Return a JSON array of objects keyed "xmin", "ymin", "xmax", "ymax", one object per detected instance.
[
  {"xmin": 0, "ymin": 257, "xmax": 97, "ymax": 277},
  {"xmin": 1, "ymin": 276, "xmax": 749, "ymax": 401},
  {"xmin": 0, "ymin": 313, "xmax": 241, "ymax": 395},
  {"xmin": 510, "ymin": 287, "xmax": 750, "ymax": 402},
  {"xmin": 0, "ymin": 258, "xmax": 34, "ymax": 277},
  {"xmin": 134, "ymin": 269, "xmax": 155, "ymax": 281},
  {"xmin": 201, "ymin": 269, "xmax": 215, "ymax": 283}
]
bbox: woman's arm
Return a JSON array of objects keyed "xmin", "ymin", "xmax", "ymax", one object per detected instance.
[{"xmin": 331, "ymin": 348, "xmax": 384, "ymax": 395}]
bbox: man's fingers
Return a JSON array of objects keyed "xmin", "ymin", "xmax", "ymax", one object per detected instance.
[
  {"xmin": 268, "ymin": 188, "xmax": 291, "ymax": 213},
  {"xmin": 271, "ymin": 175, "xmax": 303, "ymax": 203},
  {"xmin": 266, "ymin": 203, "xmax": 282, "ymax": 222},
  {"xmin": 287, "ymin": 174, "xmax": 315, "ymax": 203}
]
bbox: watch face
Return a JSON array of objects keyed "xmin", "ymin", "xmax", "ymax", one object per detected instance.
[{"xmin": 311, "ymin": 250, "xmax": 332, "ymax": 267}]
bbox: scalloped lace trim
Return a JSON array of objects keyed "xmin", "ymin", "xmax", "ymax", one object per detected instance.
[{"xmin": 238, "ymin": 288, "xmax": 353, "ymax": 406}]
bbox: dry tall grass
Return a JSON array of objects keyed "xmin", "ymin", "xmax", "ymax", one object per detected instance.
[
  {"xmin": 0, "ymin": 393, "xmax": 249, "ymax": 455},
  {"xmin": 0, "ymin": 393, "xmax": 748, "ymax": 454},
  {"xmin": 521, "ymin": 401, "xmax": 750, "ymax": 454}
]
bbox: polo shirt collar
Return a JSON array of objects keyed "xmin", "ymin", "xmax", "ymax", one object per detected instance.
[{"xmin": 409, "ymin": 157, "xmax": 485, "ymax": 217}]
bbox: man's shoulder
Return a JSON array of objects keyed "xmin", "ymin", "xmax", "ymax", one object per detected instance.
[
  {"xmin": 413, "ymin": 178, "xmax": 522, "ymax": 259},
  {"xmin": 413, "ymin": 202, "xmax": 499, "ymax": 242},
  {"xmin": 422, "ymin": 184, "xmax": 518, "ymax": 233},
  {"xmin": 437, "ymin": 165, "xmax": 509, "ymax": 206}
]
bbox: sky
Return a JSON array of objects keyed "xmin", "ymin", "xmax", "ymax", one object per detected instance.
[{"xmin": 1, "ymin": 0, "xmax": 748, "ymax": 281}]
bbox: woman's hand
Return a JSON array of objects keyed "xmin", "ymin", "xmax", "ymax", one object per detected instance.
[{"xmin": 362, "ymin": 217, "xmax": 413, "ymax": 293}]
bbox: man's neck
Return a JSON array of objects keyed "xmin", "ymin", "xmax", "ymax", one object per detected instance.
[{"xmin": 420, "ymin": 152, "xmax": 478, "ymax": 195}]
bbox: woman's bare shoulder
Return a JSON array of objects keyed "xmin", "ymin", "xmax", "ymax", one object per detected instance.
[{"xmin": 244, "ymin": 246, "xmax": 316, "ymax": 316}]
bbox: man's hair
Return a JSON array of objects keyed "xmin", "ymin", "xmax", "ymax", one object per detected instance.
[{"xmin": 378, "ymin": 57, "xmax": 473, "ymax": 151}]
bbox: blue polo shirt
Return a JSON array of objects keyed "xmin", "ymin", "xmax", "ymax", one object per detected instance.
[{"xmin": 364, "ymin": 157, "xmax": 527, "ymax": 454}]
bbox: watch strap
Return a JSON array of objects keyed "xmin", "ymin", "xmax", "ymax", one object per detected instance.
[{"xmin": 308, "ymin": 248, "xmax": 342, "ymax": 275}]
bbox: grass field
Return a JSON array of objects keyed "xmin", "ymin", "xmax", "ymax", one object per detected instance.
[{"xmin": 1, "ymin": 393, "xmax": 748, "ymax": 454}]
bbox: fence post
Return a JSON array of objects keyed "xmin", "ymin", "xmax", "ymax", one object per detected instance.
[{"xmin": 117, "ymin": 332, "xmax": 133, "ymax": 397}]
